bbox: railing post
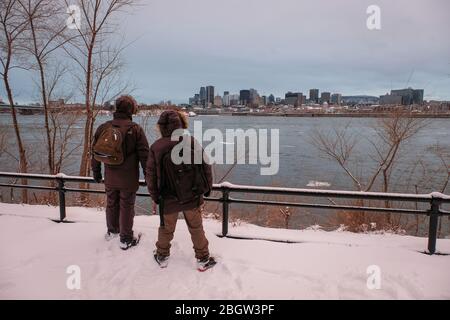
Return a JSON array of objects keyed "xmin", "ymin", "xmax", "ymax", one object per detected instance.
[
  {"xmin": 222, "ymin": 188, "xmax": 230, "ymax": 237},
  {"xmin": 57, "ymin": 178, "xmax": 66, "ymax": 222},
  {"xmin": 427, "ymin": 196, "xmax": 440, "ymax": 255}
]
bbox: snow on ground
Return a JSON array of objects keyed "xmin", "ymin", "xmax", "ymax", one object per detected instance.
[{"xmin": 0, "ymin": 203, "xmax": 449, "ymax": 299}]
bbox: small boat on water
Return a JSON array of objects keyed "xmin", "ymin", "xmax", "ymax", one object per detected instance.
[{"xmin": 188, "ymin": 111, "xmax": 197, "ymax": 117}]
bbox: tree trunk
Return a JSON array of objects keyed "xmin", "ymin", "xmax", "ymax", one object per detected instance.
[
  {"xmin": 3, "ymin": 70, "xmax": 28, "ymax": 203},
  {"xmin": 79, "ymin": 38, "xmax": 95, "ymax": 178},
  {"xmin": 29, "ymin": 17, "xmax": 54, "ymax": 174}
]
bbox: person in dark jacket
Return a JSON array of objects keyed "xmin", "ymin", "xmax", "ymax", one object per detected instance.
[
  {"xmin": 91, "ymin": 95, "xmax": 149, "ymax": 250},
  {"xmin": 146, "ymin": 110, "xmax": 215, "ymax": 270}
]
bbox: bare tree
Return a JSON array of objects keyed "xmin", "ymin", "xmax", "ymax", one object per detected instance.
[
  {"xmin": 17, "ymin": 0, "xmax": 74, "ymax": 175},
  {"xmin": 0, "ymin": 0, "xmax": 29, "ymax": 202},
  {"xmin": 62, "ymin": 0, "xmax": 135, "ymax": 179},
  {"xmin": 309, "ymin": 110, "xmax": 429, "ymax": 230}
]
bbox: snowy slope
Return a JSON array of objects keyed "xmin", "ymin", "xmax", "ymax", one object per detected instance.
[{"xmin": 0, "ymin": 203, "xmax": 449, "ymax": 299}]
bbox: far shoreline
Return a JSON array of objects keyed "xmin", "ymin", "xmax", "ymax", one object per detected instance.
[{"xmin": 194, "ymin": 112, "xmax": 450, "ymax": 119}]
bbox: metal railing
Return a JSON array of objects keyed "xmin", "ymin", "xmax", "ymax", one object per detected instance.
[{"xmin": 1, "ymin": 171, "xmax": 449, "ymax": 255}]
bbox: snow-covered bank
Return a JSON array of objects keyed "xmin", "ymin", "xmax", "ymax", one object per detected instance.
[{"xmin": 0, "ymin": 203, "xmax": 449, "ymax": 299}]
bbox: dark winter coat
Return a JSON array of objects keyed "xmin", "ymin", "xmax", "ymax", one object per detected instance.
[
  {"xmin": 146, "ymin": 110, "xmax": 213, "ymax": 214},
  {"xmin": 92, "ymin": 112, "xmax": 149, "ymax": 192}
]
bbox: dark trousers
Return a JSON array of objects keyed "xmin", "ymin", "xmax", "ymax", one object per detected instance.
[{"xmin": 106, "ymin": 188, "xmax": 136, "ymax": 242}]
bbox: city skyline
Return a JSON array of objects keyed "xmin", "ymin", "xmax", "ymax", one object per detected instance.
[
  {"xmin": 3, "ymin": 0, "xmax": 450, "ymax": 105},
  {"xmin": 187, "ymin": 85, "xmax": 426, "ymax": 107}
]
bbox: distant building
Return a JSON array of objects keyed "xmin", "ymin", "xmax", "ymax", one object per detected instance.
[
  {"xmin": 261, "ymin": 95, "xmax": 267, "ymax": 105},
  {"xmin": 206, "ymin": 86, "xmax": 214, "ymax": 106},
  {"xmin": 249, "ymin": 88, "xmax": 259, "ymax": 105},
  {"xmin": 285, "ymin": 92, "xmax": 303, "ymax": 107},
  {"xmin": 240, "ymin": 90, "xmax": 251, "ymax": 105},
  {"xmin": 48, "ymin": 99, "xmax": 65, "ymax": 108},
  {"xmin": 268, "ymin": 94, "xmax": 275, "ymax": 104},
  {"xmin": 223, "ymin": 91, "xmax": 230, "ymax": 106},
  {"xmin": 379, "ymin": 93, "xmax": 403, "ymax": 105},
  {"xmin": 342, "ymin": 95, "xmax": 379, "ymax": 105},
  {"xmin": 320, "ymin": 92, "xmax": 331, "ymax": 104},
  {"xmin": 390, "ymin": 88, "xmax": 424, "ymax": 105},
  {"xmin": 189, "ymin": 93, "xmax": 200, "ymax": 106},
  {"xmin": 309, "ymin": 89, "xmax": 319, "ymax": 103},
  {"xmin": 199, "ymin": 87, "xmax": 206, "ymax": 106},
  {"xmin": 331, "ymin": 93, "xmax": 342, "ymax": 105},
  {"xmin": 229, "ymin": 94, "xmax": 240, "ymax": 106},
  {"xmin": 214, "ymin": 95, "xmax": 223, "ymax": 107}
]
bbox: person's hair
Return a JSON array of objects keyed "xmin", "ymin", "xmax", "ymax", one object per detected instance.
[
  {"xmin": 115, "ymin": 95, "xmax": 138, "ymax": 114},
  {"xmin": 176, "ymin": 110, "xmax": 189, "ymax": 129}
]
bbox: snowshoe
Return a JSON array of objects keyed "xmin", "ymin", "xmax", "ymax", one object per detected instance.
[
  {"xmin": 197, "ymin": 256, "xmax": 217, "ymax": 272},
  {"xmin": 119, "ymin": 232, "xmax": 142, "ymax": 250},
  {"xmin": 153, "ymin": 250, "xmax": 169, "ymax": 268},
  {"xmin": 105, "ymin": 231, "xmax": 119, "ymax": 241}
]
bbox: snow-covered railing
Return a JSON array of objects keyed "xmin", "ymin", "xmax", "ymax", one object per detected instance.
[{"xmin": 1, "ymin": 171, "xmax": 449, "ymax": 255}]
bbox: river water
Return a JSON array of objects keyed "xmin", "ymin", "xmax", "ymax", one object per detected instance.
[{"xmin": 1, "ymin": 113, "xmax": 449, "ymax": 234}]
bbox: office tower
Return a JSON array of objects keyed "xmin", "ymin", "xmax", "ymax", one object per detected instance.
[
  {"xmin": 331, "ymin": 93, "xmax": 342, "ymax": 105},
  {"xmin": 249, "ymin": 88, "xmax": 259, "ymax": 105},
  {"xmin": 285, "ymin": 92, "xmax": 303, "ymax": 107},
  {"xmin": 261, "ymin": 95, "xmax": 267, "ymax": 105},
  {"xmin": 214, "ymin": 95, "xmax": 223, "ymax": 107},
  {"xmin": 390, "ymin": 88, "xmax": 424, "ymax": 105},
  {"xmin": 206, "ymin": 86, "xmax": 214, "ymax": 106},
  {"xmin": 240, "ymin": 90, "xmax": 251, "ymax": 105},
  {"xmin": 223, "ymin": 91, "xmax": 230, "ymax": 106},
  {"xmin": 229, "ymin": 94, "xmax": 240, "ymax": 106},
  {"xmin": 320, "ymin": 92, "xmax": 331, "ymax": 104},
  {"xmin": 310, "ymin": 89, "xmax": 319, "ymax": 103},
  {"xmin": 199, "ymin": 87, "xmax": 206, "ymax": 106},
  {"xmin": 268, "ymin": 94, "xmax": 275, "ymax": 104}
]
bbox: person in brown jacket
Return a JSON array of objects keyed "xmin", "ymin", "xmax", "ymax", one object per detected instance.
[
  {"xmin": 91, "ymin": 95, "xmax": 149, "ymax": 250},
  {"xmin": 146, "ymin": 110, "xmax": 216, "ymax": 270}
]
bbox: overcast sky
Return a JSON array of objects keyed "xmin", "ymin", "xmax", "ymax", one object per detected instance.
[{"xmin": 5, "ymin": 0, "xmax": 450, "ymax": 104}]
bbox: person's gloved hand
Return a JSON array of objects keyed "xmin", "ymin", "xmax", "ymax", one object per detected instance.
[{"xmin": 93, "ymin": 172, "xmax": 102, "ymax": 183}]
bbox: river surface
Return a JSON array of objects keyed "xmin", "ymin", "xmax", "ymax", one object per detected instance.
[{"xmin": 1, "ymin": 113, "xmax": 449, "ymax": 234}]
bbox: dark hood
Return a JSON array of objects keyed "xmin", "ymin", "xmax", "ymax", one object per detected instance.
[
  {"xmin": 113, "ymin": 112, "xmax": 132, "ymax": 121},
  {"xmin": 157, "ymin": 110, "xmax": 182, "ymax": 137}
]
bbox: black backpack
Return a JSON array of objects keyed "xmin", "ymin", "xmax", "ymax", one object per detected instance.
[{"xmin": 160, "ymin": 138, "xmax": 210, "ymax": 205}]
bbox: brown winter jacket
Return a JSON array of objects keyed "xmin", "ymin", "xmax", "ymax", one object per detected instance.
[
  {"xmin": 92, "ymin": 112, "xmax": 149, "ymax": 192},
  {"xmin": 146, "ymin": 110, "xmax": 213, "ymax": 214}
]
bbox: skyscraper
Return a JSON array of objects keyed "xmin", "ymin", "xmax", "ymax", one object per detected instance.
[
  {"xmin": 240, "ymin": 90, "xmax": 251, "ymax": 105},
  {"xmin": 206, "ymin": 86, "xmax": 214, "ymax": 106},
  {"xmin": 249, "ymin": 88, "xmax": 259, "ymax": 105},
  {"xmin": 223, "ymin": 91, "xmax": 230, "ymax": 106},
  {"xmin": 199, "ymin": 87, "xmax": 206, "ymax": 106},
  {"xmin": 310, "ymin": 89, "xmax": 319, "ymax": 103}
]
